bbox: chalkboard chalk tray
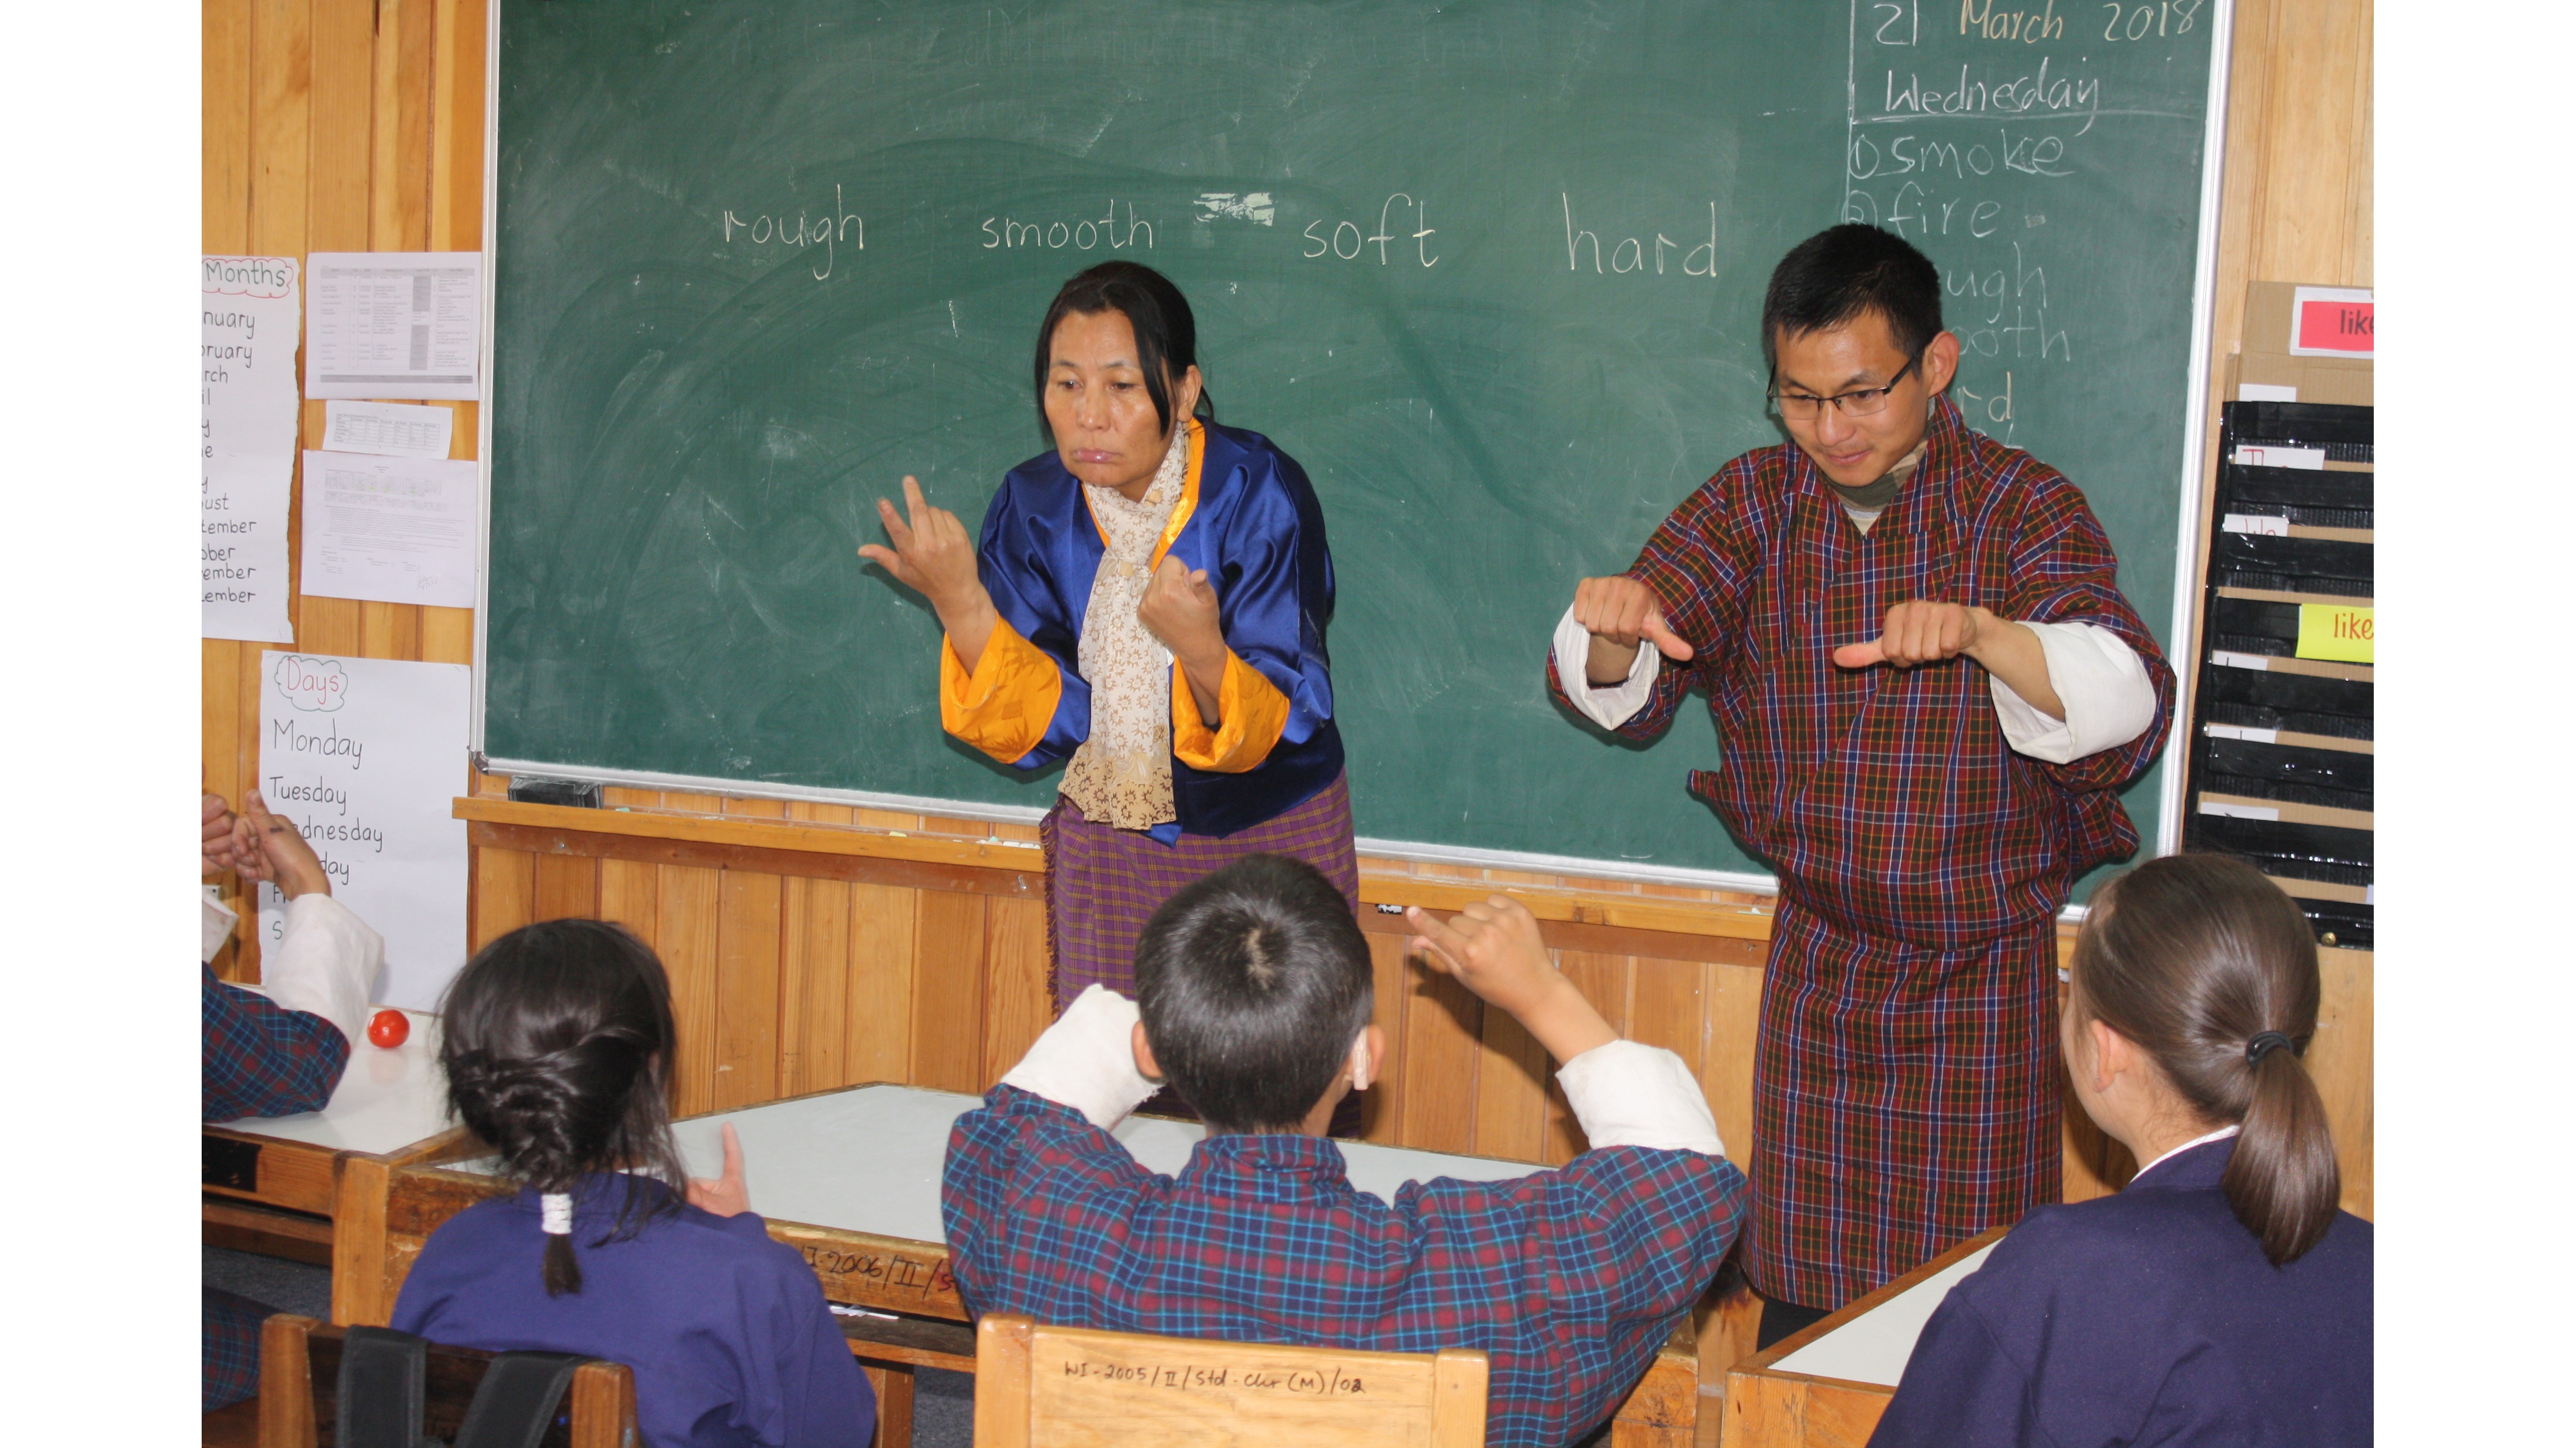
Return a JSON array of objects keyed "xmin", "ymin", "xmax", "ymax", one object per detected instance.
[{"xmin": 478, "ymin": 0, "xmax": 2224, "ymax": 883}]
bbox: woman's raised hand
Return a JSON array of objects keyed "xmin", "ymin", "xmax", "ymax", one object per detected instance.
[
  {"xmin": 859, "ymin": 475, "xmax": 1004, "ymax": 671},
  {"xmin": 858, "ymin": 477, "xmax": 982, "ymax": 611}
]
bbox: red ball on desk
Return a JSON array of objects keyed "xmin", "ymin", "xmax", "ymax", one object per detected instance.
[{"xmin": 366, "ymin": 1008, "xmax": 410, "ymax": 1049}]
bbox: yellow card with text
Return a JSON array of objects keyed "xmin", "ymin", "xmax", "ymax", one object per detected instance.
[{"xmin": 2295, "ymin": 603, "xmax": 2374, "ymax": 664}]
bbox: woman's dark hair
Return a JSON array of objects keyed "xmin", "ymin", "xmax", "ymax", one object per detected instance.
[
  {"xmin": 1759, "ymin": 223, "xmax": 1945, "ymax": 379},
  {"xmin": 1032, "ymin": 261, "xmax": 1215, "ymax": 440},
  {"xmin": 440, "ymin": 918, "xmax": 687, "ymax": 1296},
  {"xmin": 1133, "ymin": 854, "xmax": 1372, "ymax": 1134},
  {"xmin": 2070, "ymin": 853, "xmax": 2340, "ymax": 1265}
]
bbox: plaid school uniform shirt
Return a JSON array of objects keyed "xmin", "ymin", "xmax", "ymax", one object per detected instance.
[
  {"xmin": 1547, "ymin": 397, "xmax": 2173, "ymax": 1308},
  {"xmin": 202, "ymin": 964, "xmax": 351, "ymax": 1124},
  {"xmin": 944, "ymin": 1085, "xmax": 1747, "ymax": 1448},
  {"xmin": 202, "ymin": 964, "xmax": 354, "ymax": 1408}
]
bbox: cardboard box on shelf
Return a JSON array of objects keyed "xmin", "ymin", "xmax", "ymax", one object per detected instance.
[{"xmin": 2233, "ymin": 281, "xmax": 2372, "ymax": 406}]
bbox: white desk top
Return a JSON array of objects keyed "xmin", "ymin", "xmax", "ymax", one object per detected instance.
[
  {"xmin": 206, "ymin": 1007, "xmax": 458, "ymax": 1155},
  {"xmin": 1767, "ymin": 1243, "xmax": 1996, "ymax": 1387},
  {"xmin": 469, "ymin": 1084, "xmax": 1544, "ymax": 1246}
]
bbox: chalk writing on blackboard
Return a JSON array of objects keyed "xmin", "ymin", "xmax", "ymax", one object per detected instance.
[
  {"xmin": 721, "ymin": 185, "xmax": 864, "ymax": 279},
  {"xmin": 1560, "ymin": 196, "xmax": 1720, "ymax": 278},
  {"xmin": 979, "ymin": 199, "xmax": 1158, "ymax": 254},
  {"xmin": 1300, "ymin": 193, "xmax": 1437, "ymax": 267}
]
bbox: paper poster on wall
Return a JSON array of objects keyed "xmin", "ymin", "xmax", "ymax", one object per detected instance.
[
  {"xmin": 203, "ymin": 256, "xmax": 302, "ymax": 642},
  {"xmin": 2288, "ymin": 285, "xmax": 2373, "ymax": 359},
  {"xmin": 257, "ymin": 651, "xmax": 472, "ymax": 1011},
  {"xmin": 299, "ymin": 451, "xmax": 481, "ymax": 608},
  {"xmin": 305, "ymin": 251, "xmax": 484, "ymax": 401},
  {"xmin": 322, "ymin": 399, "xmax": 456, "ymax": 458}
]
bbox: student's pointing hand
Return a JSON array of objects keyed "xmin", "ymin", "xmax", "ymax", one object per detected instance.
[
  {"xmin": 1406, "ymin": 897, "xmax": 1616, "ymax": 1064},
  {"xmin": 685, "ymin": 1122, "xmax": 751, "ymax": 1218}
]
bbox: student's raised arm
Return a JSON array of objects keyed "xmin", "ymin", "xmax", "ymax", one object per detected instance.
[{"xmin": 1406, "ymin": 898, "xmax": 1723, "ymax": 1155}]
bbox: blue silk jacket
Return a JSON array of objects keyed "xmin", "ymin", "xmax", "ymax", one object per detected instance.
[{"xmin": 944, "ymin": 419, "xmax": 1344, "ymax": 839}]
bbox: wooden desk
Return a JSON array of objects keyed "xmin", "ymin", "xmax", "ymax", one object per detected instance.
[
  {"xmin": 203, "ymin": 1006, "xmax": 473, "ymax": 1249},
  {"xmin": 1723, "ymin": 1226, "xmax": 2008, "ymax": 1448},
  {"xmin": 335, "ymin": 1083, "xmax": 1706, "ymax": 1447}
]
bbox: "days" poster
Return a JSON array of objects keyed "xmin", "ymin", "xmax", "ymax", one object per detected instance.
[{"xmin": 257, "ymin": 650, "xmax": 472, "ymax": 1009}]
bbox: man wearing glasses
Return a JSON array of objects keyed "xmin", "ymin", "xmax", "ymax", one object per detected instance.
[{"xmin": 1546, "ymin": 224, "xmax": 2173, "ymax": 1345}]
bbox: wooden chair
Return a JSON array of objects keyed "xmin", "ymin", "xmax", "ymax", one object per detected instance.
[
  {"xmin": 971, "ymin": 1313, "xmax": 1488, "ymax": 1447},
  {"xmin": 255, "ymin": 1314, "xmax": 637, "ymax": 1448}
]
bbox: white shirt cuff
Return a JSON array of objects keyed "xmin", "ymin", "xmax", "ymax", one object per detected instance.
[
  {"xmin": 1555, "ymin": 1039, "xmax": 1725, "ymax": 1156},
  {"xmin": 1550, "ymin": 604, "xmax": 1660, "ymax": 731},
  {"xmin": 999, "ymin": 984, "xmax": 1160, "ymax": 1131},
  {"xmin": 259, "ymin": 893, "xmax": 383, "ymax": 1045},
  {"xmin": 1991, "ymin": 621, "xmax": 2158, "ymax": 764},
  {"xmin": 202, "ymin": 885, "xmax": 239, "ymax": 964}
]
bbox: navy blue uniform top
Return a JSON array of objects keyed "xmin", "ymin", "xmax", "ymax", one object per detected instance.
[
  {"xmin": 393, "ymin": 1174, "xmax": 873, "ymax": 1448},
  {"xmin": 1869, "ymin": 1136, "xmax": 2372, "ymax": 1447}
]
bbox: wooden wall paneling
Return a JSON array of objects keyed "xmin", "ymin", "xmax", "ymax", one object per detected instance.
[
  {"xmin": 1542, "ymin": 952, "xmax": 1631, "ymax": 1162},
  {"xmin": 846, "ymin": 882, "xmax": 918, "ymax": 1086},
  {"xmin": 909, "ymin": 892, "xmax": 989, "ymax": 1094},
  {"xmin": 1468, "ymin": 1005, "xmax": 1549, "ymax": 1163},
  {"xmin": 655, "ymin": 864, "xmax": 724, "ymax": 1116},
  {"xmin": 294, "ymin": 0, "xmax": 375, "ymax": 660},
  {"xmin": 473, "ymin": 844, "xmax": 534, "ymax": 944},
  {"xmin": 713, "ymin": 870, "xmax": 785, "ymax": 1110},
  {"xmin": 1697, "ymin": 956, "xmax": 1763, "ymax": 1177},
  {"xmin": 596, "ymin": 858, "xmax": 660, "ymax": 945},
  {"xmin": 2312, "ymin": 949, "xmax": 2373, "ymax": 1219},
  {"xmin": 530, "ymin": 852, "xmax": 599, "ymax": 922},
  {"xmin": 778, "ymin": 876, "xmax": 849, "ymax": 1097},
  {"xmin": 979, "ymin": 897, "xmax": 1053, "ymax": 1090},
  {"xmin": 206, "ymin": 0, "xmax": 253, "ymax": 251},
  {"xmin": 1626, "ymin": 956, "xmax": 1705, "ymax": 1071},
  {"xmin": 1393, "ymin": 941, "xmax": 1484, "ymax": 1156},
  {"xmin": 1359, "ymin": 931, "xmax": 1411, "ymax": 1144},
  {"xmin": 418, "ymin": 0, "xmax": 485, "ymax": 666}
]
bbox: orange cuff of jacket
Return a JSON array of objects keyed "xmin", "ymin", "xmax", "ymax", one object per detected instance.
[
  {"xmin": 1170, "ymin": 651, "xmax": 1291, "ymax": 774},
  {"xmin": 941, "ymin": 623, "xmax": 1060, "ymax": 765}
]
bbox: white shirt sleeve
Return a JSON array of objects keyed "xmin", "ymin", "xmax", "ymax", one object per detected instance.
[
  {"xmin": 258, "ymin": 893, "xmax": 383, "ymax": 1046},
  {"xmin": 1991, "ymin": 620, "xmax": 2159, "ymax": 764},
  {"xmin": 1550, "ymin": 604, "xmax": 1662, "ymax": 731},
  {"xmin": 1554, "ymin": 1039, "xmax": 1725, "ymax": 1156},
  {"xmin": 999, "ymin": 983, "xmax": 1161, "ymax": 1130},
  {"xmin": 202, "ymin": 885, "xmax": 240, "ymax": 964}
]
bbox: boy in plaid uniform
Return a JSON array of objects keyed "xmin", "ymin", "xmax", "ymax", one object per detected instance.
[
  {"xmin": 201, "ymin": 792, "xmax": 384, "ymax": 1409},
  {"xmin": 1549, "ymin": 225, "xmax": 2173, "ymax": 1339},
  {"xmin": 944, "ymin": 854, "xmax": 1745, "ymax": 1448}
]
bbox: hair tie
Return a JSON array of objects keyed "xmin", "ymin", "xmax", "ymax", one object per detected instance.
[
  {"xmin": 2245, "ymin": 1031, "xmax": 2296, "ymax": 1066},
  {"xmin": 540, "ymin": 1192, "xmax": 573, "ymax": 1236}
]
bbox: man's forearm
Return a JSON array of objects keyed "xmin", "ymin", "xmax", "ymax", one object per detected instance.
[
  {"xmin": 1585, "ymin": 634, "xmax": 1645, "ymax": 687},
  {"xmin": 1965, "ymin": 611, "xmax": 2062, "ymax": 720}
]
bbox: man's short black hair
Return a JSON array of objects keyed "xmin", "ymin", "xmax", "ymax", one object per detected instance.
[
  {"xmin": 1760, "ymin": 224, "xmax": 1945, "ymax": 378},
  {"xmin": 1132, "ymin": 854, "xmax": 1372, "ymax": 1134}
]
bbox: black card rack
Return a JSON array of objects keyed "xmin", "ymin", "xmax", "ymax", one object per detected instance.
[{"xmin": 2182, "ymin": 401, "xmax": 2374, "ymax": 948}]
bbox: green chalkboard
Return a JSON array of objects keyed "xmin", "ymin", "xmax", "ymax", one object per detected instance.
[{"xmin": 482, "ymin": 0, "xmax": 2216, "ymax": 881}]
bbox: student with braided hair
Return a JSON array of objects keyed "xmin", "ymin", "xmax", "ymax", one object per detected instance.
[
  {"xmin": 1867, "ymin": 853, "xmax": 2372, "ymax": 1447},
  {"xmin": 392, "ymin": 920, "xmax": 873, "ymax": 1447}
]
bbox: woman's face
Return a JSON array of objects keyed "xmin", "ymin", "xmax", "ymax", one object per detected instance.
[{"xmin": 1045, "ymin": 308, "xmax": 1201, "ymax": 499}]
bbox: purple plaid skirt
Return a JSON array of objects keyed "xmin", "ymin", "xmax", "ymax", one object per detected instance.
[{"xmin": 1042, "ymin": 772, "xmax": 1359, "ymax": 1006}]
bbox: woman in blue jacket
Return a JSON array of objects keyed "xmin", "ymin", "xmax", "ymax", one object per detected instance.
[
  {"xmin": 862, "ymin": 261, "xmax": 1352, "ymax": 1007},
  {"xmin": 1869, "ymin": 852, "xmax": 2372, "ymax": 1446}
]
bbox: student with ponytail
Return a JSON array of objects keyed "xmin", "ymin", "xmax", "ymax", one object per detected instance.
[
  {"xmin": 391, "ymin": 920, "xmax": 873, "ymax": 1447},
  {"xmin": 1868, "ymin": 853, "xmax": 2371, "ymax": 1447}
]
